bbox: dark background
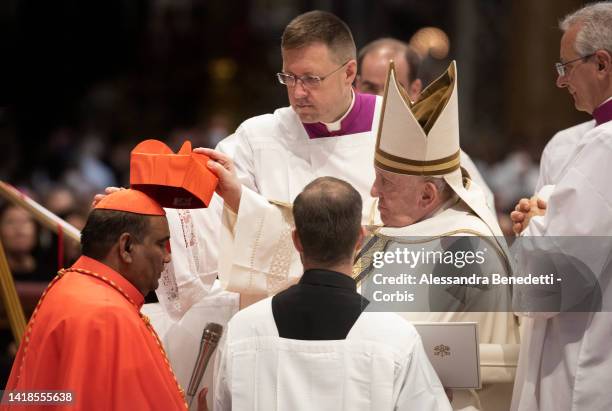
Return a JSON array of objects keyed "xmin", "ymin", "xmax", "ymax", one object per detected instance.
[{"xmin": 1, "ymin": 0, "xmax": 589, "ymax": 189}]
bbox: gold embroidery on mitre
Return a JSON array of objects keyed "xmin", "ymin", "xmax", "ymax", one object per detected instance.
[{"xmin": 374, "ymin": 149, "xmax": 460, "ymax": 175}]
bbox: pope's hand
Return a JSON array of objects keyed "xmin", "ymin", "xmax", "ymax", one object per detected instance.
[
  {"xmin": 510, "ymin": 196, "xmax": 547, "ymax": 235},
  {"xmin": 194, "ymin": 147, "xmax": 242, "ymax": 213},
  {"xmin": 91, "ymin": 186, "xmax": 125, "ymax": 208}
]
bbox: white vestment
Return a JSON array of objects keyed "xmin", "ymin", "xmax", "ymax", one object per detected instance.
[
  {"xmin": 213, "ymin": 297, "xmax": 452, "ymax": 411},
  {"xmin": 461, "ymin": 152, "xmax": 496, "ymax": 211},
  {"xmin": 535, "ymin": 120, "xmax": 595, "ymax": 193},
  {"xmin": 358, "ymin": 198, "xmax": 519, "ymax": 411},
  {"xmin": 511, "ymin": 121, "xmax": 612, "ymax": 411},
  {"xmin": 214, "ymin": 100, "xmax": 383, "ymax": 299}
]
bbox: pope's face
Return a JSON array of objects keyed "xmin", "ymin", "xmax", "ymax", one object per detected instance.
[
  {"xmin": 370, "ymin": 168, "xmax": 427, "ymax": 227},
  {"xmin": 556, "ymin": 23, "xmax": 601, "ymax": 114},
  {"xmin": 282, "ymin": 43, "xmax": 356, "ymax": 123},
  {"xmin": 131, "ymin": 216, "xmax": 171, "ymax": 295}
]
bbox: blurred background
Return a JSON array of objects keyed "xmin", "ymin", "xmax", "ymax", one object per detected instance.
[{"xmin": 0, "ymin": 0, "xmax": 592, "ymax": 384}]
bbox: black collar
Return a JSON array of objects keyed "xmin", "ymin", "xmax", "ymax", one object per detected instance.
[{"xmin": 299, "ymin": 269, "xmax": 357, "ymax": 291}]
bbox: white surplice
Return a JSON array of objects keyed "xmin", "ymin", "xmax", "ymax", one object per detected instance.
[
  {"xmin": 535, "ymin": 120, "xmax": 595, "ymax": 193},
  {"xmin": 213, "ymin": 297, "xmax": 452, "ymax": 411},
  {"xmin": 214, "ymin": 100, "xmax": 383, "ymax": 300},
  {"xmin": 511, "ymin": 121, "xmax": 612, "ymax": 411}
]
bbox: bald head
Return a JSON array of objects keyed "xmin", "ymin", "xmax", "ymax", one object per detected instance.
[{"xmin": 357, "ymin": 38, "xmax": 422, "ymax": 101}]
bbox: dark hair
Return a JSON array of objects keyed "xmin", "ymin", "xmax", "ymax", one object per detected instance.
[
  {"xmin": 281, "ymin": 11, "xmax": 356, "ymax": 63},
  {"xmin": 293, "ymin": 177, "xmax": 362, "ymax": 266},
  {"xmin": 80, "ymin": 209, "xmax": 149, "ymax": 260},
  {"xmin": 357, "ymin": 37, "xmax": 421, "ymax": 84}
]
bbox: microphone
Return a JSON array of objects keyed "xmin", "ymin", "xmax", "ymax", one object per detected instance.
[{"xmin": 186, "ymin": 322, "xmax": 224, "ymax": 408}]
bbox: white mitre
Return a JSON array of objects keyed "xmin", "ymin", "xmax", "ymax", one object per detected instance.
[{"xmin": 375, "ymin": 60, "xmax": 503, "ymax": 238}]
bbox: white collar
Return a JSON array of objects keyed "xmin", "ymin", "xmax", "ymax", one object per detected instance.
[{"xmin": 322, "ymin": 90, "xmax": 355, "ymax": 132}]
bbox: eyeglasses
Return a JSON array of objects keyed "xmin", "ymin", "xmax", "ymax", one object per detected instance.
[
  {"xmin": 276, "ymin": 60, "xmax": 350, "ymax": 88},
  {"xmin": 555, "ymin": 53, "xmax": 595, "ymax": 76}
]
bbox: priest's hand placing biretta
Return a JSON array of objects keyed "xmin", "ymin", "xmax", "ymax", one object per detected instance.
[{"xmin": 194, "ymin": 147, "xmax": 243, "ymax": 213}]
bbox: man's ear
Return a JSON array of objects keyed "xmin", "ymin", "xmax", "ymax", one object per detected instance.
[
  {"xmin": 118, "ymin": 233, "xmax": 133, "ymax": 263},
  {"xmin": 291, "ymin": 229, "xmax": 304, "ymax": 253},
  {"xmin": 419, "ymin": 181, "xmax": 438, "ymax": 209},
  {"xmin": 595, "ymin": 49, "xmax": 612, "ymax": 74},
  {"xmin": 345, "ymin": 59, "xmax": 358, "ymax": 84}
]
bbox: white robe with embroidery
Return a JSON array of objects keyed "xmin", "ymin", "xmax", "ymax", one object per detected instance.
[{"xmin": 213, "ymin": 297, "xmax": 451, "ymax": 411}]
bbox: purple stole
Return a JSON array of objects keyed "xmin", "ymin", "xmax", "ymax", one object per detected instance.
[{"xmin": 593, "ymin": 98, "xmax": 612, "ymax": 126}]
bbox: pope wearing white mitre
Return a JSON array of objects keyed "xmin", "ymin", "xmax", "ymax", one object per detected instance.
[
  {"xmin": 352, "ymin": 61, "xmax": 519, "ymax": 411},
  {"xmin": 217, "ymin": 61, "xmax": 519, "ymax": 410}
]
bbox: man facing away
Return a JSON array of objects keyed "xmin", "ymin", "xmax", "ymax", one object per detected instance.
[
  {"xmin": 213, "ymin": 177, "xmax": 451, "ymax": 411},
  {"xmin": 509, "ymin": 3, "xmax": 612, "ymax": 410},
  {"xmin": 2, "ymin": 189, "xmax": 187, "ymax": 410}
]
